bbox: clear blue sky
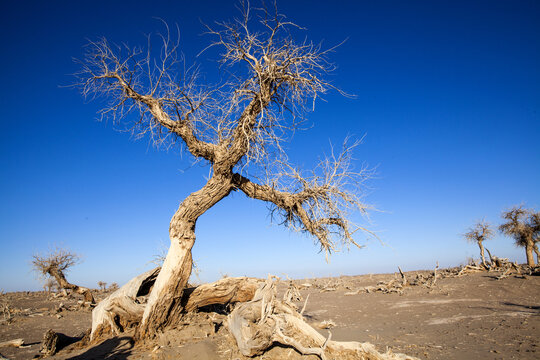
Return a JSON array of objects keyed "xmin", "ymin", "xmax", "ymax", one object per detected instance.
[{"xmin": 1, "ymin": 0, "xmax": 539, "ymax": 291}]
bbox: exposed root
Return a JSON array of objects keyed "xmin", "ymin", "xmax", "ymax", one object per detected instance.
[
  {"xmin": 91, "ymin": 268, "xmax": 261, "ymax": 341},
  {"xmin": 91, "ymin": 267, "xmax": 160, "ymax": 340}
]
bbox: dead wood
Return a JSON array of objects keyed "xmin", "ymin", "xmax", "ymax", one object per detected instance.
[
  {"xmin": 91, "ymin": 267, "xmax": 160, "ymax": 340},
  {"xmin": 0, "ymin": 339, "xmax": 24, "ymax": 348},
  {"xmin": 39, "ymin": 329, "xmax": 80, "ymax": 356},
  {"xmin": 182, "ymin": 277, "xmax": 261, "ymax": 312},
  {"xmin": 463, "ymin": 221, "xmax": 493, "ymax": 267},
  {"xmin": 32, "ymin": 248, "xmax": 95, "ymax": 304},
  {"xmin": 398, "ymin": 267, "xmax": 407, "ymax": 287},
  {"xmin": 499, "ymin": 206, "xmax": 539, "ymax": 267},
  {"xmin": 283, "ymin": 279, "xmax": 303, "ymax": 306},
  {"xmin": 227, "ymin": 276, "xmax": 418, "ymax": 360},
  {"xmin": 457, "ymin": 264, "xmax": 484, "ymax": 277},
  {"xmin": 91, "ymin": 268, "xmax": 261, "ymax": 341},
  {"xmin": 428, "ymin": 262, "xmax": 439, "ymax": 288},
  {"xmin": 77, "ymin": 2, "xmax": 375, "ymax": 336},
  {"xmin": 0, "ymin": 300, "xmax": 12, "ymax": 324}
]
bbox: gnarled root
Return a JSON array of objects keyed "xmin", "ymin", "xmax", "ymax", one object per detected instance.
[
  {"xmin": 228, "ymin": 277, "xmax": 417, "ymax": 360},
  {"xmin": 91, "ymin": 267, "xmax": 160, "ymax": 340},
  {"xmin": 90, "ymin": 268, "xmax": 261, "ymax": 341}
]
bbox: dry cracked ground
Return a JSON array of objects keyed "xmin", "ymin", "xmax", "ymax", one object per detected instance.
[{"xmin": 0, "ymin": 269, "xmax": 538, "ymax": 359}]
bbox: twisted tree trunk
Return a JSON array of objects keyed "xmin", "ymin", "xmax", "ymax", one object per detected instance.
[
  {"xmin": 48, "ymin": 268, "xmax": 95, "ymax": 304},
  {"xmin": 136, "ymin": 175, "xmax": 232, "ymax": 339}
]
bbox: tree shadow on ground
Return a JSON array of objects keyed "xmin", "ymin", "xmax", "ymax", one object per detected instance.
[
  {"xmin": 473, "ymin": 302, "xmax": 540, "ymax": 315},
  {"xmin": 501, "ymin": 302, "xmax": 540, "ymax": 312},
  {"xmin": 67, "ymin": 336, "xmax": 134, "ymax": 360}
]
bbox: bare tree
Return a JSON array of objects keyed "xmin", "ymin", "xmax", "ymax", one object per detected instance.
[
  {"xmin": 499, "ymin": 206, "xmax": 540, "ymax": 266},
  {"xmin": 109, "ymin": 282, "xmax": 119, "ymax": 291},
  {"xmin": 97, "ymin": 281, "xmax": 107, "ymax": 291},
  {"xmin": 463, "ymin": 220, "xmax": 493, "ymax": 267},
  {"xmin": 43, "ymin": 278, "xmax": 57, "ymax": 293},
  {"xmin": 32, "ymin": 248, "xmax": 95, "ymax": 303},
  {"xmin": 76, "ymin": 2, "xmax": 372, "ymax": 338}
]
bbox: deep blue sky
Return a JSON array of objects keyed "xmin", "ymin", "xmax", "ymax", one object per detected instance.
[{"xmin": 1, "ymin": 1, "xmax": 539, "ymax": 291}]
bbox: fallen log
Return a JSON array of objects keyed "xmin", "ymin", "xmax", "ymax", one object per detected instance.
[
  {"xmin": 182, "ymin": 277, "xmax": 260, "ymax": 312},
  {"xmin": 0, "ymin": 339, "xmax": 24, "ymax": 348},
  {"xmin": 228, "ymin": 276, "xmax": 417, "ymax": 360}
]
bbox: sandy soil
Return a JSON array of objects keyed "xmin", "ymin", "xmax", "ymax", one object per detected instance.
[{"xmin": 0, "ymin": 269, "xmax": 538, "ymax": 359}]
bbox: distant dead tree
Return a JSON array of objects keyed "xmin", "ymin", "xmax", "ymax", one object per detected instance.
[
  {"xmin": 43, "ymin": 278, "xmax": 57, "ymax": 293},
  {"xmin": 97, "ymin": 281, "xmax": 107, "ymax": 291},
  {"xmin": 76, "ymin": 2, "xmax": 372, "ymax": 338},
  {"xmin": 463, "ymin": 220, "xmax": 493, "ymax": 267},
  {"xmin": 499, "ymin": 206, "xmax": 540, "ymax": 267},
  {"xmin": 32, "ymin": 248, "xmax": 95, "ymax": 304},
  {"xmin": 108, "ymin": 282, "xmax": 119, "ymax": 291}
]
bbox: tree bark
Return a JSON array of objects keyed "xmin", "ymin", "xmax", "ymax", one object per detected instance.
[
  {"xmin": 48, "ymin": 268, "xmax": 95, "ymax": 304},
  {"xmin": 478, "ymin": 241, "xmax": 486, "ymax": 267},
  {"xmin": 534, "ymin": 244, "xmax": 540, "ymax": 265},
  {"xmin": 136, "ymin": 175, "xmax": 232, "ymax": 338},
  {"xmin": 525, "ymin": 241, "xmax": 535, "ymax": 267},
  {"xmin": 182, "ymin": 277, "xmax": 260, "ymax": 312}
]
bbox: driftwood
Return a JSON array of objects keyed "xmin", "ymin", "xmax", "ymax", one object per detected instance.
[
  {"xmin": 91, "ymin": 268, "xmax": 261, "ymax": 340},
  {"xmin": 0, "ymin": 339, "xmax": 24, "ymax": 348},
  {"xmin": 228, "ymin": 276, "xmax": 417, "ymax": 360},
  {"xmin": 457, "ymin": 264, "xmax": 484, "ymax": 277},
  {"xmin": 345, "ymin": 265, "xmax": 442, "ymax": 296}
]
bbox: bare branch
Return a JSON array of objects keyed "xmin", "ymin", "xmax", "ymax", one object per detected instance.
[
  {"xmin": 233, "ymin": 139, "xmax": 373, "ymax": 257},
  {"xmin": 201, "ymin": 2, "xmax": 349, "ymax": 170},
  {"xmin": 31, "ymin": 247, "xmax": 95, "ymax": 303},
  {"xmin": 463, "ymin": 220, "xmax": 493, "ymax": 244},
  {"xmin": 32, "ymin": 247, "xmax": 80, "ymax": 277},
  {"xmin": 499, "ymin": 205, "xmax": 539, "ymax": 247},
  {"xmin": 75, "ymin": 34, "xmax": 218, "ymax": 162}
]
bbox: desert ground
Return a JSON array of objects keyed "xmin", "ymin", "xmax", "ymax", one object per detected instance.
[{"xmin": 1, "ymin": 267, "xmax": 538, "ymax": 360}]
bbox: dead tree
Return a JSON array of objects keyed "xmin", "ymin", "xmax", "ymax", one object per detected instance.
[
  {"xmin": 98, "ymin": 281, "xmax": 107, "ymax": 291},
  {"xmin": 43, "ymin": 278, "xmax": 57, "ymax": 293},
  {"xmin": 76, "ymin": 2, "xmax": 373, "ymax": 339},
  {"xmin": 109, "ymin": 282, "xmax": 119, "ymax": 291},
  {"xmin": 32, "ymin": 248, "xmax": 95, "ymax": 304},
  {"xmin": 463, "ymin": 220, "xmax": 493, "ymax": 267},
  {"xmin": 499, "ymin": 206, "xmax": 540, "ymax": 267}
]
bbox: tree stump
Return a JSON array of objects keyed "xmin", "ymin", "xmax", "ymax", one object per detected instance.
[{"xmin": 40, "ymin": 329, "xmax": 71, "ymax": 356}]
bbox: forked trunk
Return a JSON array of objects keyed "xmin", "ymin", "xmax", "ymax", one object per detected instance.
[
  {"xmin": 534, "ymin": 244, "xmax": 540, "ymax": 265},
  {"xmin": 525, "ymin": 241, "xmax": 535, "ymax": 267},
  {"xmin": 136, "ymin": 175, "xmax": 232, "ymax": 339}
]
